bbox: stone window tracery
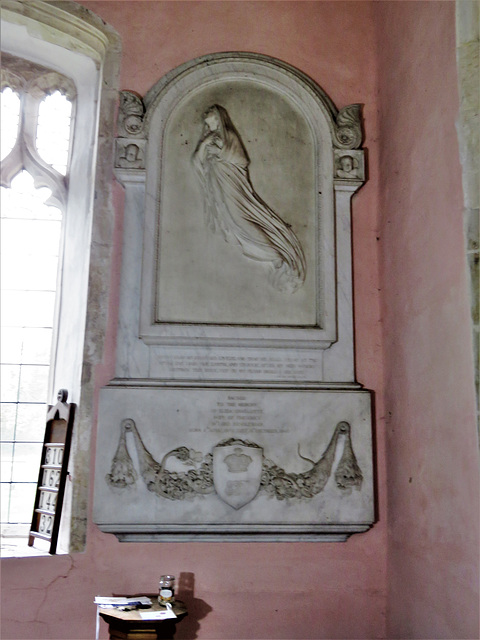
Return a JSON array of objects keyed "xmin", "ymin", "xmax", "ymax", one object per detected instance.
[
  {"xmin": 1, "ymin": 55, "xmax": 75, "ymax": 543},
  {"xmin": 0, "ymin": 0, "xmax": 120, "ymax": 556}
]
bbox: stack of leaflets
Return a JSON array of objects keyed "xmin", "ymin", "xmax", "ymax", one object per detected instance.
[{"xmin": 94, "ymin": 596, "xmax": 153, "ymax": 609}]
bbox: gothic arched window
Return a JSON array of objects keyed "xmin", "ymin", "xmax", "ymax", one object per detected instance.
[
  {"xmin": 1, "ymin": 55, "xmax": 76, "ymax": 544},
  {"xmin": 1, "ymin": 0, "xmax": 120, "ymax": 556}
]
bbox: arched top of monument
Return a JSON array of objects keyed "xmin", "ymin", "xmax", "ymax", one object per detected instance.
[{"xmin": 140, "ymin": 52, "xmax": 363, "ymax": 151}]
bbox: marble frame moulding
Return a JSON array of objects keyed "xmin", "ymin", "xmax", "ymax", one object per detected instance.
[
  {"xmin": 113, "ymin": 53, "xmax": 366, "ymax": 379},
  {"xmin": 94, "ymin": 53, "xmax": 374, "ymax": 541}
]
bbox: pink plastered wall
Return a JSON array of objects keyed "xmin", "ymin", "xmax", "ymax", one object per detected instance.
[
  {"xmin": 1, "ymin": 1, "xmax": 478, "ymax": 639},
  {"xmin": 1, "ymin": 3, "xmax": 386, "ymax": 639},
  {"xmin": 377, "ymin": 2, "xmax": 480, "ymax": 639}
]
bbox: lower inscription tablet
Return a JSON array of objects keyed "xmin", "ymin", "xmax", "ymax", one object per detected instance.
[{"xmin": 94, "ymin": 387, "xmax": 374, "ymax": 541}]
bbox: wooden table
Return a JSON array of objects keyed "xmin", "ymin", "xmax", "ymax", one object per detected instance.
[{"xmin": 98, "ymin": 599, "xmax": 187, "ymax": 640}]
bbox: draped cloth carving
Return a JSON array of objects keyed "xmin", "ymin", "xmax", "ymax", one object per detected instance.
[
  {"xmin": 192, "ymin": 105, "xmax": 306, "ymax": 293},
  {"xmin": 106, "ymin": 419, "xmax": 363, "ymax": 509}
]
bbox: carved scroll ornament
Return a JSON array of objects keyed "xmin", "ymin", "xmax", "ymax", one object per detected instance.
[
  {"xmin": 334, "ymin": 149, "xmax": 365, "ymax": 182},
  {"xmin": 118, "ymin": 90, "xmax": 145, "ymax": 137},
  {"xmin": 333, "ymin": 104, "xmax": 363, "ymax": 150},
  {"xmin": 115, "ymin": 91, "xmax": 147, "ymax": 169}
]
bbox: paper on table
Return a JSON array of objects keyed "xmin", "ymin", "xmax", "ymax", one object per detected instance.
[
  {"xmin": 139, "ymin": 609, "xmax": 177, "ymax": 620},
  {"xmin": 94, "ymin": 596, "xmax": 152, "ymax": 606}
]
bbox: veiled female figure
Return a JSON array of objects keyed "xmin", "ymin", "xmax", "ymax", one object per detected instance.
[{"xmin": 192, "ymin": 105, "xmax": 306, "ymax": 293}]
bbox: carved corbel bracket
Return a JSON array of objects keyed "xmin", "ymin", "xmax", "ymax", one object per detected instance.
[{"xmin": 115, "ymin": 90, "xmax": 146, "ymax": 171}]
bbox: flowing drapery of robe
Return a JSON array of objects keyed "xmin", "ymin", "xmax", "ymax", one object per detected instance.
[{"xmin": 192, "ymin": 105, "xmax": 306, "ymax": 293}]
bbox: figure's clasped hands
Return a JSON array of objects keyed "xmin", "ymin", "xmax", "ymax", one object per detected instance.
[{"xmin": 203, "ymin": 132, "xmax": 222, "ymax": 158}]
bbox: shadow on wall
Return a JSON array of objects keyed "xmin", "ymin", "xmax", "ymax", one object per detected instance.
[{"xmin": 176, "ymin": 572, "xmax": 212, "ymax": 639}]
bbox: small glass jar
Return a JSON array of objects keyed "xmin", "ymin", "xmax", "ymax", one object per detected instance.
[{"xmin": 158, "ymin": 575, "xmax": 175, "ymax": 606}]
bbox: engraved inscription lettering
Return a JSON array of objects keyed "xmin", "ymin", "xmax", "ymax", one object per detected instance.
[
  {"xmin": 152, "ymin": 352, "xmax": 319, "ymax": 381},
  {"xmin": 207, "ymin": 396, "xmax": 269, "ymax": 434}
]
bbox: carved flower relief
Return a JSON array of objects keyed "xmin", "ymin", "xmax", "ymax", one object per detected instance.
[{"xmin": 124, "ymin": 114, "xmax": 144, "ymax": 135}]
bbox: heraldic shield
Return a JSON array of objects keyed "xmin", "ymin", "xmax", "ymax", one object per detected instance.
[{"xmin": 213, "ymin": 440, "xmax": 263, "ymax": 509}]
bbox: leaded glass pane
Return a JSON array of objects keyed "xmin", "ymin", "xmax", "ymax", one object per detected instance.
[
  {"xmin": 0, "ymin": 87, "xmax": 20, "ymax": 160},
  {"xmin": 1, "ymin": 68, "xmax": 72, "ymax": 530},
  {"xmin": 36, "ymin": 92, "xmax": 72, "ymax": 174}
]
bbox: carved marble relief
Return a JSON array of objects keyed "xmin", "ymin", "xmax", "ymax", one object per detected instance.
[
  {"xmin": 115, "ymin": 140, "xmax": 146, "ymax": 169},
  {"xmin": 106, "ymin": 418, "xmax": 363, "ymax": 509},
  {"xmin": 192, "ymin": 105, "xmax": 306, "ymax": 293},
  {"xmin": 94, "ymin": 387, "xmax": 373, "ymax": 540},
  {"xmin": 118, "ymin": 90, "xmax": 145, "ymax": 137},
  {"xmin": 114, "ymin": 91, "xmax": 147, "ymax": 170},
  {"xmin": 95, "ymin": 53, "xmax": 374, "ymax": 542},
  {"xmin": 334, "ymin": 149, "xmax": 365, "ymax": 182},
  {"xmin": 154, "ymin": 83, "xmax": 317, "ymax": 327},
  {"xmin": 332, "ymin": 105, "xmax": 363, "ymax": 149}
]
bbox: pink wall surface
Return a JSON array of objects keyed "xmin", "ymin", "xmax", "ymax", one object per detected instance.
[
  {"xmin": 377, "ymin": 2, "xmax": 480, "ymax": 639},
  {"xmin": 8, "ymin": 1, "xmax": 479, "ymax": 639},
  {"xmin": 1, "ymin": 3, "xmax": 388, "ymax": 639},
  {"xmin": 3, "ymin": 1, "xmax": 479, "ymax": 639},
  {"xmin": 1, "ymin": 3, "xmax": 387, "ymax": 639}
]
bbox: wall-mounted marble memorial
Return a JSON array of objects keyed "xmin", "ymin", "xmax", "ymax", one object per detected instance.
[
  {"xmin": 94, "ymin": 53, "xmax": 374, "ymax": 541},
  {"xmin": 94, "ymin": 388, "xmax": 373, "ymax": 541}
]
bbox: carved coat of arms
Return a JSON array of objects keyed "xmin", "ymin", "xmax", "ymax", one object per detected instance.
[
  {"xmin": 212, "ymin": 440, "xmax": 263, "ymax": 509},
  {"xmin": 105, "ymin": 420, "xmax": 363, "ymax": 506}
]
